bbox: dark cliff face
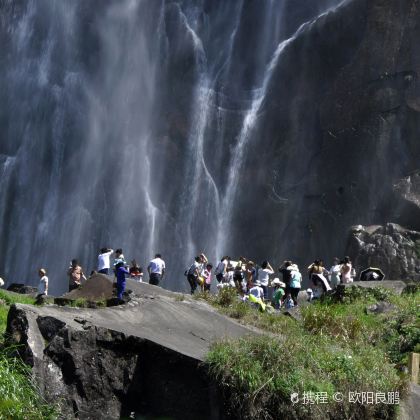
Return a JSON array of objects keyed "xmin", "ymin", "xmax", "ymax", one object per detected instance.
[
  {"xmin": 227, "ymin": 0, "xmax": 420, "ymax": 271},
  {"xmin": 0, "ymin": 0, "xmax": 419, "ymax": 291}
]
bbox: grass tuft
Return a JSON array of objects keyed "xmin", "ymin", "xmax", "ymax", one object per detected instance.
[{"xmin": 0, "ymin": 348, "xmax": 59, "ymax": 419}]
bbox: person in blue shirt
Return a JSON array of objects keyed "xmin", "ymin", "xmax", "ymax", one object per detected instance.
[{"xmin": 115, "ymin": 261, "xmax": 129, "ymax": 300}]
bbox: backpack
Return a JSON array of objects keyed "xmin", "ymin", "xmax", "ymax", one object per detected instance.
[{"xmin": 187, "ymin": 262, "xmax": 199, "ymax": 277}]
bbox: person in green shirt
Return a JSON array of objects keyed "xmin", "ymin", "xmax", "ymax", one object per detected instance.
[{"xmin": 271, "ymin": 278, "xmax": 285, "ymax": 309}]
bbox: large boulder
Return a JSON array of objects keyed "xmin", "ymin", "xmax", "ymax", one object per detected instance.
[
  {"xmin": 6, "ymin": 280, "xmax": 257, "ymax": 419},
  {"xmin": 54, "ymin": 273, "xmax": 115, "ymax": 306},
  {"xmin": 346, "ymin": 223, "xmax": 420, "ymax": 280},
  {"xmin": 7, "ymin": 283, "xmax": 38, "ymax": 295}
]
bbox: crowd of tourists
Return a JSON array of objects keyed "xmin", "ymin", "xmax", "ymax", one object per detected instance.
[
  {"xmin": 31, "ymin": 246, "xmax": 356, "ymax": 308},
  {"xmin": 184, "ymin": 254, "xmax": 357, "ymax": 311},
  {"xmin": 33, "ymin": 248, "xmax": 166, "ymax": 301},
  {"xmin": 66, "ymin": 248, "xmax": 166, "ymax": 300}
]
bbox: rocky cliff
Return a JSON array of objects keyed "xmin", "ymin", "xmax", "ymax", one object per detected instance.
[
  {"xmin": 346, "ymin": 223, "xmax": 420, "ymax": 280},
  {"xmin": 238, "ymin": 0, "xmax": 420, "ymax": 272},
  {"xmin": 1, "ymin": 0, "xmax": 419, "ymax": 291},
  {"xmin": 6, "ymin": 281, "xmax": 257, "ymax": 419}
]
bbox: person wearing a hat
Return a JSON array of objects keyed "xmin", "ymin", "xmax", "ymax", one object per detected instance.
[
  {"xmin": 271, "ymin": 278, "xmax": 285, "ymax": 310},
  {"xmin": 248, "ymin": 280, "xmax": 266, "ymax": 312},
  {"xmin": 249, "ymin": 280, "xmax": 264, "ymax": 300},
  {"xmin": 37, "ymin": 268, "xmax": 48, "ymax": 300}
]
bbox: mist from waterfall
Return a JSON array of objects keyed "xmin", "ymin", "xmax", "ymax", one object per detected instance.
[{"xmin": 0, "ymin": 0, "xmax": 344, "ymax": 294}]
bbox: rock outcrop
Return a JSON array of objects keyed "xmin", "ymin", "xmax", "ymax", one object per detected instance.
[
  {"xmin": 6, "ymin": 281, "xmax": 257, "ymax": 419},
  {"xmin": 3, "ymin": 0, "xmax": 420, "ymax": 292},
  {"xmin": 6, "ymin": 283, "xmax": 38, "ymax": 295},
  {"xmin": 346, "ymin": 224, "xmax": 420, "ymax": 280}
]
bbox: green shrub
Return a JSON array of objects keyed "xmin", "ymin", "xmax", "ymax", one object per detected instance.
[
  {"xmin": 68, "ymin": 298, "xmax": 88, "ymax": 308},
  {"xmin": 402, "ymin": 282, "xmax": 420, "ymax": 295},
  {"xmin": 301, "ymin": 301, "xmax": 382, "ymax": 343},
  {"xmin": 215, "ymin": 287, "xmax": 238, "ymax": 307},
  {"xmin": 340, "ymin": 286, "xmax": 396, "ymax": 304},
  {"xmin": 194, "ymin": 287, "xmax": 240, "ymax": 308}
]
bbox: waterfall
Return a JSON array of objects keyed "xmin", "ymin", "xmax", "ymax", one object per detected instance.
[
  {"xmin": 0, "ymin": 0, "xmax": 345, "ymax": 294},
  {"xmin": 215, "ymin": 4, "xmax": 345, "ymax": 258}
]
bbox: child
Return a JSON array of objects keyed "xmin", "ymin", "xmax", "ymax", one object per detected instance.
[
  {"xmin": 115, "ymin": 261, "xmax": 129, "ymax": 300},
  {"xmin": 203, "ymin": 264, "xmax": 212, "ymax": 292},
  {"xmin": 271, "ymin": 278, "xmax": 285, "ymax": 310},
  {"xmin": 285, "ymin": 293, "xmax": 295, "ymax": 310},
  {"xmin": 129, "ymin": 260, "xmax": 143, "ymax": 282}
]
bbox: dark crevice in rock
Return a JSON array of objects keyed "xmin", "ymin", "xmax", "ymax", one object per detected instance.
[{"xmin": 36, "ymin": 316, "xmax": 66, "ymax": 342}]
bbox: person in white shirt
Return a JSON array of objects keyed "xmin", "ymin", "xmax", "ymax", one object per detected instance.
[
  {"xmin": 98, "ymin": 248, "xmax": 114, "ymax": 275},
  {"xmin": 257, "ymin": 260, "xmax": 274, "ymax": 299},
  {"xmin": 37, "ymin": 268, "xmax": 48, "ymax": 297},
  {"xmin": 216, "ymin": 266, "xmax": 236, "ymax": 290},
  {"xmin": 147, "ymin": 254, "xmax": 165, "ymax": 286},
  {"xmin": 329, "ymin": 257, "xmax": 341, "ymax": 288},
  {"xmin": 249, "ymin": 280, "xmax": 264, "ymax": 299}
]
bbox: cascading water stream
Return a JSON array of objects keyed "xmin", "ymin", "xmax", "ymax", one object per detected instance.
[
  {"xmin": 0, "ymin": 0, "xmax": 347, "ymax": 293},
  {"xmin": 215, "ymin": 36, "xmax": 295, "ymax": 259},
  {"xmin": 214, "ymin": 3, "xmax": 344, "ymax": 259}
]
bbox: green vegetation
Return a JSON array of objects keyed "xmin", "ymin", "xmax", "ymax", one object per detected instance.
[
  {"xmin": 0, "ymin": 289, "xmax": 59, "ymax": 419},
  {"xmin": 0, "ymin": 349, "xmax": 57, "ymax": 419},
  {"xmin": 0, "ymin": 290, "xmax": 36, "ymax": 340},
  {"xmin": 202, "ymin": 286, "xmax": 419, "ymax": 419},
  {"xmin": 174, "ymin": 293, "xmax": 185, "ymax": 302},
  {"xmin": 0, "ymin": 289, "xmax": 36, "ymax": 306},
  {"xmin": 305, "ymin": 287, "xmax": 420, "ymax": 365},
  {"xmin": 68, "ymin": 297, "xmax": 89, "ymax": 307}
]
